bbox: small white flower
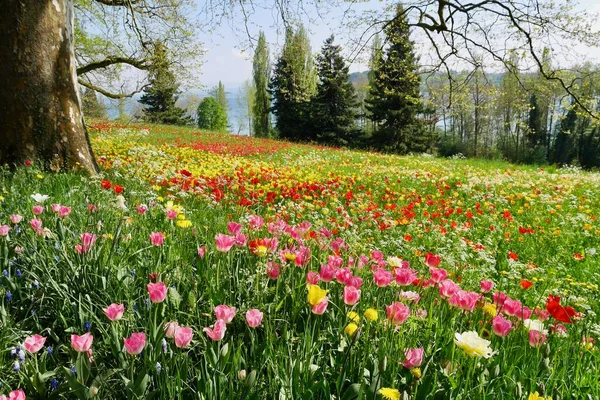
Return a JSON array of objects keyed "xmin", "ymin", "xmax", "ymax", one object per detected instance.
[{"xmin": 30, "ymin": 193, "xmax": 49, "ymax": 203}]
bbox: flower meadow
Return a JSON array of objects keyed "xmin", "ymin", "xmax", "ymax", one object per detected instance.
[{"xmin": 1, "ymin": 123, "xmax": 600, "ymax": 399}]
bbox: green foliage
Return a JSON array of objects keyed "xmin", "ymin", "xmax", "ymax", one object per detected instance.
[
  {"xmin": 252, "ymin": 32, "xmax": 271, "ymax": 138},
  {"xmin": 310, "ymin": 35, "xmax": 359, "ymax": 146},
  {"xmin": 270, "ymin": 25, "xmax": 317, "ymax": 141},
  {"xmin": 81, "ymin": 87, "xmax": 107, "ymax": 120},
  {"xmin": 365, "ymin": 5, "xmax": 429, "ymax": 154},
  {"xmin": 138, "ymin": 43, "xmax": 188, "ymax": 126},
  {"xmin": 197, "ymin": 97, "xmax": 228, "ymax": 131},
  {"xmin": 211, "ymin": 81, "xmax": 228, "ymax": 127}
]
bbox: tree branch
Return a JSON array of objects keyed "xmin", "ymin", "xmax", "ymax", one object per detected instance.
[
  {"xmin": 77, "ymin": 56, "xmax": 149, "ymax": 75},
  {"xmin": 78, "ymin": 79, "xmax": 146, "ymax": 99}
]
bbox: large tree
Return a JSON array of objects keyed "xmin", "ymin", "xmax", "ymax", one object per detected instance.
[
  {"xmin": 311, "ymin": 35, "xmax": 358, "ymax": 146},
  {"xmin": 0, "ymin": 0, "xmax": 196, "ymax": 173},
  {"xmin": 270, "ymin": 25, "xmax": 317, "ymax": 141},
  {"xmin": 252, "ymin": 31, "xmax": 271, "ymax": 137},
  {"xmin": 366, "ymin": 4, "xmax": 429, "ymax": 153}
]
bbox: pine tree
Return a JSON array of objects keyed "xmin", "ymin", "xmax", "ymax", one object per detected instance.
[
  {"xmin": 138, "ymin": 42, "xmax": 187, "ymax": 125},
  {"xmin": 81, "ymin": 87, "xmax": 107, "ymax": 119},
  {"xmin": 527, "ymin": 93, "xmax": 544, "ymax": 148},
  {"xmin": 270, "ymin": 26, "xmax": 317, "ymax": 141},
  {"xmin": 197, "ymin": 97, "xmax": 227, "ymax": 131},
  {"xmin": 365, "ymin": 5, "xmax": 428, "ymax": 153},
  {"xmin": 553, "ymin": 105, "xmax": 577, "ymax": 165},
  {"xmin": 252, "ymin": 31, "xmax": 271, "ymax": 137},
  {"xmin": 212, "ymin": 81, "xmax": 228, "ymax": 126},
  {"xmin": 311, "ymin": 35, "xmax": 358, "ymax": 145},
  {"xmin": 365, "ymin": 34, "xmax": 382, "ymax": 134}
]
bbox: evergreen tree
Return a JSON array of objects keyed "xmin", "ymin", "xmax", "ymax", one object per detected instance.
[
  {"xmin": 197, "ymin": 97, "xmax": 228, "ymax": 131},
  {"xmin": 527, "ymin": 93, "xmax": 545, "ymax": 148},
  {"xmin": 252, "ymin": 31, "xmax": 271, "ymax": 137},
  {"xmin": 138, "ymin": 42, "xmax": 187, "ymax": 125},
  {"xmin": 212, "ymin": 81, "xmax": 228, "ymax": 126},
  {"xmin": 270, "ymin": 25, "xmax": 317, "ymax": 141},
  {"xmin": 365, "ymin": 5, "xmax": 428, "ymax": 153},
  {"xmin": 311, "ymin": 35, "xmax": 358, "ymax": 145},
  {"xmin": 81, "ymin": 87, "xmax": 107, "ymax": 119},
  {"xmin": 553, "ymin": 105, "xmax": 577, "ymax": 165},
  {"xmin": 365, "ymin": 34, "xmax": 382, "ymax": 134}
]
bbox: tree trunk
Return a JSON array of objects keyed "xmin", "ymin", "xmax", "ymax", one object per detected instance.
[{"xmin": 0, "ymin": 0, "xmax": 98, "ymax": 173}]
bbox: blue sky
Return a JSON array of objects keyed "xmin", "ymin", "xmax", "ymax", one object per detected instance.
[{"xmin": 197, "ymin": 0, "xmax": 600, "ymax": 89}]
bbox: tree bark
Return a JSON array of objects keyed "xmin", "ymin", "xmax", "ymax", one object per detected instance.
[{"xmin": 0, "ymin": 0, "xmax": 98, "ymax": 173}]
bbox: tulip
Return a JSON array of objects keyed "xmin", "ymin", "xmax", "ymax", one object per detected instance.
[
  {"xmin": 124, "ymin": 332, "xmax": 146, "ymax": 355},
  {"xmin": 71, "ymin": 332, "xmax": 93, "ymax": 352},
  {"xmin": 403, "ymin": 348, "xmax": 424, "ymax": 369},
  {"xmin": 245, "ymin": 309, "xmax": 264, "ymax": 328},
  {"xmin": 343, "ymin": 286, "xmax": 361, "ymax": 306},
  {"xmin": 103, "ymin": 304, "xmax": 125, "ymax": 321},
  {"xmin": 23, "ymin": 334, "xmax": 46, "ymax": 353},
  {"xmin": 214, "ymin": 305, "xmax": 236, "ymax": 323},
  {"xmin": 204, "ymin": 320, "xmax": 227, "ymax": 341},
  {"xmin": 147, "ymin": 282, "xmax": 168, "ymax": 303},
  {"xmin": 174, "ymin": 327, "xmax": 193, "ymax": 348},
  {"xmin": 149, "ymin": 231, "xmax": 165, "ymax": 246}
]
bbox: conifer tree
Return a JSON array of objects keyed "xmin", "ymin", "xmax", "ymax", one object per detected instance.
[
  {"xmin": 81, "ymin": 87, "xmax": 107, "ymax": 119},
  {"xmin": 270, "ymin": 25, "xmax": 317, "ymax": 141},
  {"xmin": 213, "ymin": 81, "xmax": 229, "ymax": 126},
  {"xmin": 365, "ymin": 5, "xmax": 428, "ymax": 153},
  {"xmin": 252, "ymin": 31, "xmax": 271, "ymax": 137},
  {"xmin": 138, "ymin": 42, "xmax": 187, "ymax": 125},
  {"xmin": 311, "ymin": 35, "xmax": 358, "ymax": 145}
]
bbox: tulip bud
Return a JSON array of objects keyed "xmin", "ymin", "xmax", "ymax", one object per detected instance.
[
  {"xmin": 238, "ymin": 369, "xmax": 247, "ymax": 381},
  {"xmin": 90, "ymin": 387, "xmax": 99, "ymax": 397}
]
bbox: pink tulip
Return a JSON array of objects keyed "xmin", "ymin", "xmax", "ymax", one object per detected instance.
[
  {"xmin": 373, "ymin": 268, "xmax": 394, "ymax": 287},
  {"xmin": 8, "ymin": 389, "xmax": 26, "ymax": 400},
  {"xmin": 245, "ymin": 309, "xmax": 264, "ymax": 328},
  {"xmin": 10, "ymin": 214, "xmax": 23, "ymax": 224},
  {"xmin": 480, "ymin": 280, "xmax": 494, "ymax": 293},
  {"xmin": 166, "ymin": 209, "xmax": 177, "ymax": 220},
  {"xmin": 71, "ymin": 332, "xmax": 93, "ymax": 352},
  {"xmin": 51, "ymin": 203, "xmax": 61, "ymax": 213},
  {"xmin": 398, "ymin": 291, "xmax": 420, "ymax": 303},
  {"xmin": 306, "ymin": 271, "xmax": 320, "ymax": 285},
  {"xmin": 343, "ymin": 286, "xmax": 361, "ymax": 306},
  {"xmin": 124, "ymin": 332, "xmax": 146, "ymax": 355},
  {"xmin": 492, "ymin": 314, "xmax": 512, "ymax": 337},
  {"xmin": 77, "ymin": 233, "xmax": 97, "ymax": 254},
  {"xmin": 349, "ymin": 276, "xmax": 363, "ymax": 288},
  {"xmin": 0, "ymin": 225, "xmax": 10, "ymax": 236},
  {"xmin": 197, "ymin": 246, "xmax": 206, "ymax": 258},
  {"xmin": 147, "ymin": 282, "xmax": 168, "ymax": 303},
  {"xmin": 32, "ymin": 205, "xmax": 44, "ymax": 215},
  {"xmin": 136, "ymin": 204, "xmax": 148, "ymax": 215},
  {"xmin": 394, "ymin": 267, "xmax": 417, "ymax": 286},
  {"xmin": 248, "ymin": 215, "xmax": 264, "ymax": 230},
  {"xmin": 214, "ymin": 305, "xmax": 236, "ymax": 323},
  {"xmin": 439, "ymin": 279, "xmax": 461, "ymax": 297},
  {"xmin": 386, "ymin": 302, "xmax": 410, "ymax": 325},
  {"xmin": 266, "ymin": 261, "xmax": 280, "ymax": 280},
  {"xmin": 493, "ymin": 291, "xmax": 508, "ymax": 306},
  {"xmin": 235, "ymin": 233, "xmax": 248, "ymax": 247},
  {"xmin": 311, "ymin": 298, "xmax": 329, "ymax": 315},
  {"xmin": 103, "ymin": 303, "xmax": 125, "ymax": 321},
  {"xmin": 87, "ymin": 204, "xmax": 98, "ymax": 213},
  {"xmin": 529, "ymin": 330, "xmax": 547, "ymax": 348},
  {"xmin": 215, "ymin": 234, "xmax": 236, "ymax": 252},
  {"xmin": 429, "ymin": 266, "xmax": 447, "ymax": 283},
  {"xmin": 174, "ymin": 327, "xmax": 194, "ymax": 348},
  {"xmin": 403, "ymin": 347, "xmax": 424, "ymax": 369},
  {"xmin": 534, "ymin": 307, "xmax": 550, "ymax": 321},
  {"xmin": 501, "ymin": 298, "xmax": 522, "ymax": 317},
  {"xmin": 448, "ymin": 290, "xmax": 480, "ymax": 312},
  {"xmin": 335, "ymin": 268, "xmax": 353, "ymax": 285},
  {"xmin": 164, "ymin": 321, "xmax": 180, "ymax": 338},
  {"xmin": 149, "ymin": 232, "xmax": 165, "ymax": 246},
  {"xmin": 227, "ymin": 222, "xmax": 242, "ymax": 235},
  {"xmin": 58, "ymin": 206, "xmax": 71, "ymax": 218},
  {"xmin": 30, "ymin": 218, "xmax": 42, "ymax": 232},
  {"xmin": 23, "ymin": 334, "xmax": 46, "ymax": 353},
  {"xmin": 204, "ymin": 319, "xmax": 227, "ymax": 341}
]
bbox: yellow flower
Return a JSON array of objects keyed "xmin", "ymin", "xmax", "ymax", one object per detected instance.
[
  {"xmin": 0, "ymin": 195, "xmax": 4, "ymax": 201},
  {"xmin": 344, "ymin": 323, "xmax": 358, "ymax": 337},
  {"xmin": 36, "ymin": 174, "xmax": 43, "ymax": 179},
  {"xmin": 482, "ymin": 302, "xmax": 497, "ymax": 317},
  {"xmin": 455, "ymin": 331, "xmax": 493, "ymax": 358},
  {"xmin": 411, "ymin": 368, "xmax": 421, "ymax": 379},
  {"xmin": 347, "ymin": 311, "xmax": 359, "ymax": 323},
  {"xmin": 176, "ymin": 219, "xmax": 192, "ymax": 228},
  {"xmin": 378, "ymin": 387, "xmax": 400, "ymax": 400},
  {"xmin": 364, "ymin": 308, "xmax": 378, "ymax": 321},
  {"xmin": 307, "ymin": 285, "xmax": 328, "ymax": 306},
  {"xmin": 528, "ymin": 392, "xmax": 552, "ymax": 400}
]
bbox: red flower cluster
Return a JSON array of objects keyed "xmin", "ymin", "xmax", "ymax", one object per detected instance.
[{"xmin": 546, "ymin": 294, "xmax": 579, "ymax": 323}]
